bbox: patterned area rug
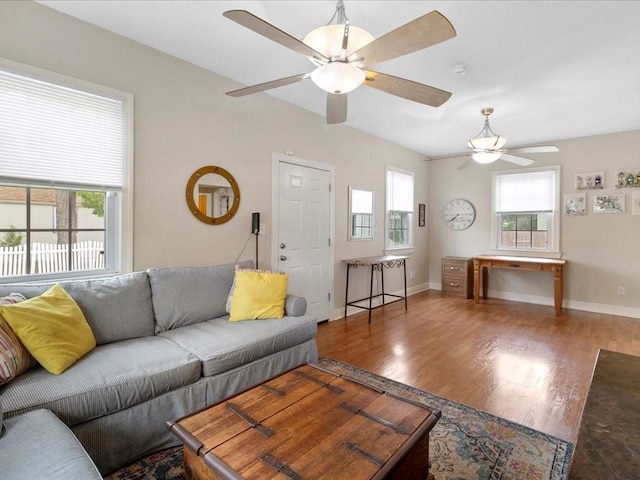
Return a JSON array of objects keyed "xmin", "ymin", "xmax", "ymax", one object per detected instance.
[{"xmin": 105, "ymin": 357, "xmax": 573, "ymax": 480}]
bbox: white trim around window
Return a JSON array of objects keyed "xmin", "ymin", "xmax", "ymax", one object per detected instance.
[{"xmin": 490, "ymin": 165, "xmax": 561, "ymax": 258}]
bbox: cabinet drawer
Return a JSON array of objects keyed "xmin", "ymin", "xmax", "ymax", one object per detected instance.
[
  {"xmin": 442, "ymin": 276, "xmax": 467, "ymax": 296},
  {"xmin": 441, "ymin": 257, "xmax": 472, "ymax": 299},
  {"xmin": 442, "ymin": 260, "xmax": 467, "ymax": 273}
]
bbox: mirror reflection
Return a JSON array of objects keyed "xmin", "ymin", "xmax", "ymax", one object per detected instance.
[
  {"xmin": 194, "ymin": 173, "xmax": 234, "ymax": 218},
  {"xmin": 186, "ymin": 166, "xmax": 240, "ymax": 225},
  {"xmin": 348, "ymin": 186, "xmax": 374, "ymax": 241}
]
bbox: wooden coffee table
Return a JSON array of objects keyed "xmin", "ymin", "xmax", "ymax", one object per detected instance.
[{"xmin": 167, "ymin": 363, "xmax": 440, "ymax": 479}]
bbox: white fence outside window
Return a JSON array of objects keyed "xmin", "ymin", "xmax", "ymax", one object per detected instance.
[{"xmin": 0, "ymin": 241, "xmax": 104, "ymax": 276}]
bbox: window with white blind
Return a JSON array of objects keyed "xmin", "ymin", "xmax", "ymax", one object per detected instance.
[
  {"xmin": 386, "ymin": 166, "xmax": 414, "ymax": 250},
  {"xmin": 491, "ymin": 166, "xmax": 560, "ymax": 255},
  {"xmin": 0, "ymin": 59, "xmax": 133, "ymax": 281}
]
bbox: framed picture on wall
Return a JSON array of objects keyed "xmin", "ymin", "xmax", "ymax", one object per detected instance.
[
  {"xmin": 575, "ymin": 171, "xmax": 604, "ymax": 190},
  {"xmin": 418, "ymin": 203, "xmax": 426, "ymax": 227},
  {"xmin": 632, "ymin": 191, "xmax": 640, "ymax": 215},
  {"xmin": 593, "ymin": 193, "xmax": 625, "ymax": 214},
  {"xmin": 563, "ymin": 193, "xmax": 586, "ymax": 216}
]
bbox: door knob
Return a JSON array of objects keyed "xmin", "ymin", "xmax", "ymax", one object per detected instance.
[
  {"xmin": 280, "ymin": 243, "xmax": 286, "ymax": 249},
  {"xmin": 280, "ymin": 255, "xmax": 287, "ymax": 261}
]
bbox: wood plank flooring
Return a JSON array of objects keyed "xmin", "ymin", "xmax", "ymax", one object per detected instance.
[{"xmin": 316, "ymin": 290, "xmax": 640, "ymax": 443}]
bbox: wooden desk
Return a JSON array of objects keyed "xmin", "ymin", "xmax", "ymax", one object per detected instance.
[
  {"xmin": 342, "ymin": 255, "xmax": 408, "ymax": 323},
  {"xmin": 473, "ymin": 255, "xmax": 567, "ymax": 316}
]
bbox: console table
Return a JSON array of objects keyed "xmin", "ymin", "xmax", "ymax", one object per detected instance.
[
  {"xmin": 473, "ymin": 255, "xmax": 567, "ymax": 316},
  {"xmin": 342, "ymin": 255, "xmax": 408, "ymax": 323}
]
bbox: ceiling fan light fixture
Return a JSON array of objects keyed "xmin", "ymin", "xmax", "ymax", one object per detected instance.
[
  {"xmin": 467, "ymin": 107, "xmax": 507, "ymax": 151},
  {"xmin": 472, "ymin": 151, "xmax": 502, "ymax": 164},
  {"xmin": 311, "ymin": 62, "xmax": 365, "ymax": 94},
  {"xmin": 303, "ymin": 24, "xmax": 374, "ymax": 65},
  {"xmin": 467, "ymin": 135, "xmax": 507, "ymax": 151}
]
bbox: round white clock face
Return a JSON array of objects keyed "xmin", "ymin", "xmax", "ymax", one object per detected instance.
[{"xmin": 443, "ymin": 199, "xmax": 475, "ymax": 230}]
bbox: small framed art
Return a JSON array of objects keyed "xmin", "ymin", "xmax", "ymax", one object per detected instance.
[
  {"xmin": 418, "ymin": 203, "xmax": 426, "ymax": 227},
  {"xmin": 632, "ymin": 191, "xmax": 640, "ymax": 215},
  {"xmin": 593, "ymin": 193, "xmax": 625, "ymax": 214},
  {"xmin": 563, "ymin": 193, "xmax": 586, "ymax": 216},
  {"xmin": 575, "ymin": 171, "xmax": 604, "ymax": 190}
]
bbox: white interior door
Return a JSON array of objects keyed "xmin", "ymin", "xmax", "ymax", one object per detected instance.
[{"xmin": 273, "ymin": 155, "xmax": 333, "ymax": 322}]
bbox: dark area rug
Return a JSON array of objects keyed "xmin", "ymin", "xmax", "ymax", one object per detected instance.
[
  {"xmin": 106, "ymin": 357, "xmax": 573, "ymax": 480},
  {"xmin": 569, "ymin": 349, "xmax": 640, "ymax": 479}
]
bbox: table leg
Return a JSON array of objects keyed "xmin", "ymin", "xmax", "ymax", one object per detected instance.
[
  {"xmin": 554, "ymin": 265, "xmax": 563, "ymax": 316},
  {"xmin": 381, "ymin": 265, "xmax": 385, "ymax": 306},
  {"xmin": 481, "ymin": 266, "xmax": 489, "ymax": 299},
  {"xmin": 368, "ymin": 265, "xmax": 374, "ymax": 323},
  {"xmin": 403, "ymin": 260, "xmax": 408, "ymax": 310},
  {"xmin": 344, "ymin": 264, "xmax": 351, "ymax": 319},
  {"xmin": 473, "ymin": 260, "xmax": 480, "ymax": 304}
]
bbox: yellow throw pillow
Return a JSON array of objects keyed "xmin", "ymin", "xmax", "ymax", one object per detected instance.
[
  {"xmin": 0, "ymin": 284, "xmax": 96, "ymax": 375},
  {"xmin": 229, "ymin": 269, "xmax": 288, "ymax": 322}
]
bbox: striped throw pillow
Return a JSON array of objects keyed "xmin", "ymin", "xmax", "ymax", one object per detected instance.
[{"xmin": 0, "ymin": 293, "xmax": 34, "ymax": 384}]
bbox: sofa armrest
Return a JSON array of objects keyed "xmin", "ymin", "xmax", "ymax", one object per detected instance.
[{"xmin": 284, "ymin": 295, "xmax": 307, "ymax": 317}]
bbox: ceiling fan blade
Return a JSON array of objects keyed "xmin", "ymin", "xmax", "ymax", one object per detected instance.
[
  {"xmin": 223, "ymin": 10, "xmax": 328, "ymax": 62},
  {"xmin": 363, "ymin": 71, "xmax": 451, "ymax": 107},
  {"xmin": 353, "ymin": 11, "xmax": 456, "ymax": 68},
  {"xmin": 327, "ymin": 93, "xmax": 347, "ymax": 124},
  {"xmin": 226, "ymin": 73, "xmax": 310, "ymax": 97},
  {"xmin": 457, "ymin": 158, "xmax": 474, "ymax": 170},
  {"xmin": 507, "ymin": 145, "xmax": 559, "ymax": 154},
  {"xmin": 500, "ymin": 153, "xmax": 535, "ymax": 166}
]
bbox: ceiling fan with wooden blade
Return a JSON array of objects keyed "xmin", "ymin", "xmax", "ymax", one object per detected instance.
[
  {"xmin": 223, "ymin": 1, "xmax": 456, "ymax": 124},
  {"xmin": 431, "ymin": 108, "xmax": 559, "ymax": 169}
]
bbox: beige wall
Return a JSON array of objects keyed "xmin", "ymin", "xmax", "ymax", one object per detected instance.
[
  {"xmin": 0, "ymin": 1, "xmax": 428, "ymax": 317},
  {"xmin": 428, "ymin": 129, "xmax": 640, "ymax": 318}
]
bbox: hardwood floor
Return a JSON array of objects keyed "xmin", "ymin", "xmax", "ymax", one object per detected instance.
[{"xmin": 316, "ymin": 290, "xmax": 640, "ymax": 443}]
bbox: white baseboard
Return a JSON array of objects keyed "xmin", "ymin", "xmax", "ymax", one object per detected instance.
[{"xmin": 429, "ymin": 284, "xmax": 640, "ymax": 320}]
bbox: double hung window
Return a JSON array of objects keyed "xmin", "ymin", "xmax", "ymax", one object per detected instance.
[
  {"xmin": 0, "ymin": 61, "xmax": 132, "ymax": 281},
  {"xmin": 386, "ymin": 167, "xmax": 414, "ymax": 250},
  {"xmin": 492, "ymin": 166, "xmax": 560, "ymax": 255}
]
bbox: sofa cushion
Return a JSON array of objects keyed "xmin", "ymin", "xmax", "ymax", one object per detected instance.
[
  {"xmin": 0, "ymin": 336, "xmax": 201, "ymax": 426},
  {"xmin": 0, "ymin": 284, "xmax": 96, "ymax": 375},
  {"xmin": 1, "ymin": 409, "xmax": 102, "ymax": 480},
  {"xmin": 229, "ymin": 269, "xmax": 288, "ymax": 321},
  {"xmin": 148, "ymin": 260, "xmax": 253, "ymax": 333},
  {"xmin": 0, "ymin": 293, "xmax": 35, "ymax": 385},
  {"xmin": 0, "ymin": 272, "xmax": 156, "ymax": 346},
  {"xmin": 158, "ymin": 315, "xmax": 317, "ymax": 377}
]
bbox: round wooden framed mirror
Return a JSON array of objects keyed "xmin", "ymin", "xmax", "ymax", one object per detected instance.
[{"xmin": 186, "ymin": 166, "xmax": 240, "ymax": 225}]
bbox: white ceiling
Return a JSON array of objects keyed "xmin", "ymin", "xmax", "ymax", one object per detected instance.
[{"xmin": 38, "ymin": 1, "xmax": 640, "ymax": 158}]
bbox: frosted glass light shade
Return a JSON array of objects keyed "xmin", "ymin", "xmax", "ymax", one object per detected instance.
[
  {"xmin": 467, "ymin": 135, "xmax": 507, "ymax": 151},
  {"xmin": 472, "ymin": 151, "xmax": 502, "ymax": 164},
  {"xmin": 303, "ymin": 24, "xmax": 374, "ymax": 64},
  {"xmin": 311, "ymin": 62, "xmax": 365, "ymax": 94}
]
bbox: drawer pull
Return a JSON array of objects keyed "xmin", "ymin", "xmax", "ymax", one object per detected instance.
[
  {"xmin": 449, "ymin": 266, "xmax": 460, "ymax": 270},
  {"xmin": 448, "ymin": 283, "xmax": 460, "ymax": 287}
]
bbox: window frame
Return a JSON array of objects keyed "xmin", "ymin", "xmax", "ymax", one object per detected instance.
[
  {"xmin": 0, "ymin": 58, "xmax": 133, "ymax": 283},
  {"xmin": 385, "ymin": 166, "xmax": 415, "ymax": 252},
  {"xmin": 490, "ymin": 165, "xmax": 561, "ymax": 258}
]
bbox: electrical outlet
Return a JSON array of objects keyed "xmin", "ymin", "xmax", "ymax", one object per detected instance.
[
  {"xmin": 409, "ymin": 271, "xmax": 416, "ymax": 279},
  {"xmin": 259, "ymin": 223, "xmax": 266, "ymax": 235},
  {"xmin": 617, "ymin": 286, "xmax": 625, "ymax": 296}
]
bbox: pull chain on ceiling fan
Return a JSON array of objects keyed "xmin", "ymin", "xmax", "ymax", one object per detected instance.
[{"xmin": 223, "ymin": 1, "xmax": 456, "ymax": 124}]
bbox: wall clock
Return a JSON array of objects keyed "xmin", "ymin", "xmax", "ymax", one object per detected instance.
[{"xmin": 443, "ymin": 199, "xmax": 475, "ymax": 230}]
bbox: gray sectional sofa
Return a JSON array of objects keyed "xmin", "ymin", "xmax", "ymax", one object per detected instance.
[{"xmin": 0, "ymin": 260, "xmax": 318, "ymax": 475}]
